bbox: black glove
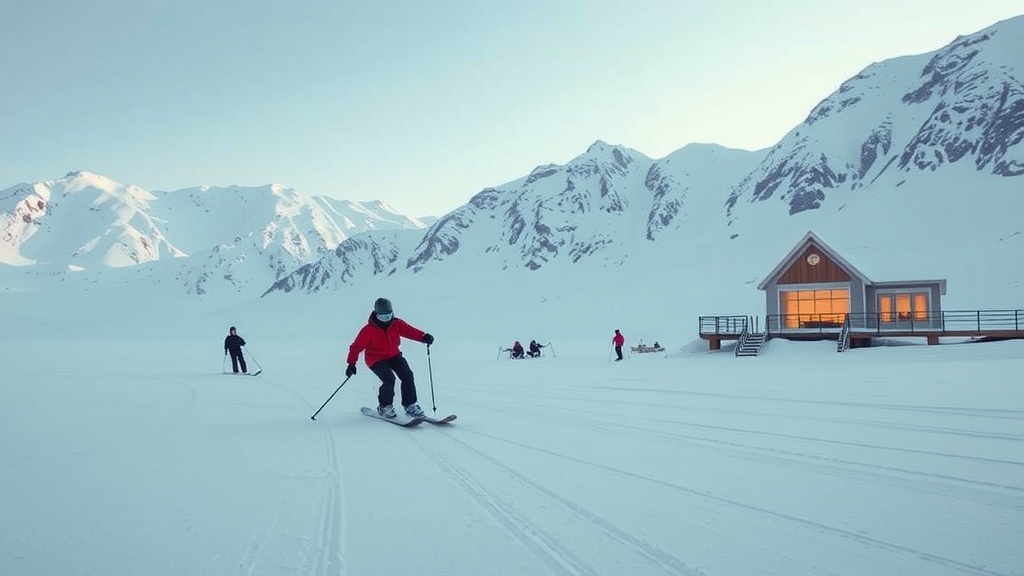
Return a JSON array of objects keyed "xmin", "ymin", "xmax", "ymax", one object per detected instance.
[
  {"xmin": 345, "ymin": 364, "xmax": 357, "ymax": 377},
  {"xmin": 422, "ymin": 333, "xmax": 434, "ymax": 345}
]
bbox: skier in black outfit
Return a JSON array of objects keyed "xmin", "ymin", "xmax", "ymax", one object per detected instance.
[{"xmin": 224, "ymin": 326, "xmax": 248, "ymax": 374}]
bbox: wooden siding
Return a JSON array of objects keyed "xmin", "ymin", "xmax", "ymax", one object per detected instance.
[{"xmin": 777, "ymin": 244, "xmax": 852, "ymax": 285}]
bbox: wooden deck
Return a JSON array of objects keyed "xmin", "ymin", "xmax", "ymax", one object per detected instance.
[
  {"xmin": 699, "ymin": 310, "xmax": 1024, "ymax": 351},
  {"xmin": 697, "ymin": 315, "xmax": 750, "ymax": 350}
]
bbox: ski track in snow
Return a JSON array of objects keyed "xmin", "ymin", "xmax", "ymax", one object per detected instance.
[
  {"xmin": 522, "ymin": 402, "xmax": 1024, "ymax": 497},
  {"xmin": 620, "ymin": 418, "xmax": 1024, "ymax": 498},
  {"xmin": 410, "ymin": 429, "xmax": 709, "ymax": 576},
  {"xmin": 310, "ymin": 428, "xmax": 346, "ymax": 576},
  {"xmin": 590, "ymin": 391, "xmax": 1024, "ymax": 442},
  {"xmin": 595, "ymin": 387, "xmax": 1024, "ymax": 420},
  {"xmin": 456, "ymin": 393, "xmax": 1024, "ymax": 493},
  {"xmin": 409, "ymin": 432, "xmax": 600, "ymax": 576},
  {"xmin": 264, "ymin": 378, "xmax": 349, "ymax": 576},
  {"xmin": 132, "ymin": 374, "xmax": 200, "ymax": 424},
  {"xmin": 441, "ymin": 409, "xmax": 1007, "ymax": 576},
  {"xmin": 187, "ymin": 375, "xmax": 350, "ymax": 576}
]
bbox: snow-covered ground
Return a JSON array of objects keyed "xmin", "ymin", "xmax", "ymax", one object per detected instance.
[
  {"xmin": 3, "ymin": 13, "xmax": 1023, "ymax": 576},
  {"xmin": 3, "ymin": 300, "xmax": 1021, "ymax": 576}
]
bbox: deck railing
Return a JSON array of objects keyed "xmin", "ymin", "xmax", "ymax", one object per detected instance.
[
  {"xmin": 764, "ymin": 309, "xmax": 1024, "ymax": 335},
  {"xmin": 698, "ymin": 315, "xmax": 751, "ymax": 336},
  {"xmin": 851, "ymin": 309, "xmax": 1023, "ymax": 334},
  {"xmin": 765, "ymin": 313, "xmax": 847, "ymax": 334}
]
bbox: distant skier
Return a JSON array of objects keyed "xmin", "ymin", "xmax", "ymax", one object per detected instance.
[
  {"xmin": 224, "ymin": 326, "xmax": 248, "ymax": 374},
  {"xmin": 511, "ymin": 341, "xmax": 525, "ymax": 359},
  {"xmin": 346, "ymin": 297, "xmax": 434, "ymax": 420},
  {"xmin": 612, "ymin": 329, "xmax": 625, "ymax": 361}
]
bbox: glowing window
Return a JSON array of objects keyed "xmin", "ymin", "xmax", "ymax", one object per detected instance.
[
  {"xmin": 780, "ymin": 288, "xmax": 850, "ymax": 329},
  {"xmin": 878, "ymin": 292, "xmax": 930, "ymax": 323}
]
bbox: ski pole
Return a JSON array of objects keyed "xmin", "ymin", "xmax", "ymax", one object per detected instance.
[
  {"xmin": 243, "ymin": 347, "xmax": 264, "ymax": 371},
  {"xmin": 311, "ymin": 375, "xmax": 352, "ymax": 421},
  {"xmin": 222, "ymin": 353, "xmax": 228, "ymax": 373},
  {"xmin": 546, "ymin": 342, "xmax": 556, "ymax": 358},
  {"xmin": 427, "ymin": 344, "xmax": 437, "ymax": 414}
]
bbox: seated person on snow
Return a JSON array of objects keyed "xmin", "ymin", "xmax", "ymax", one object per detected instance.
[
  {"xmin": 511, "ymin": 341, "xmax": 525, "ymax": 359},
  {"xmin": 528, "ymin": 340, "xmax": 544, "ymax": 357}
]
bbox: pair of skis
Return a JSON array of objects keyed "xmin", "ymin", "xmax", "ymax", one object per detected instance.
[{"xmin": 360, "ymin": 406, "xmax": 457, "ymax": 427}]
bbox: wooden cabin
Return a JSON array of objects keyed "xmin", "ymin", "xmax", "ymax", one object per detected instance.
[
  {"xmin": 758, "ymin": 231, "xmax": 947, "ymax": 344},
  {"xmin": 700, "ymin": 231, "xmax": 1024, "ymax": 353}
]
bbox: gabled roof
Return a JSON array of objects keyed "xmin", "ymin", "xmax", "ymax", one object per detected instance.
[{"xmin": 757, "ymin": 231, "xmax": 873, "ymax": 290}]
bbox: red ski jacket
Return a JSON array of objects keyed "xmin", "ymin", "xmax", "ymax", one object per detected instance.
[
  {"xmin": 347, "ymin": 314, "xmax": 428, "ymax": 368},
  {"xmin": 613, "ymin": 332, "xmax": 625, "ymax": 346}
]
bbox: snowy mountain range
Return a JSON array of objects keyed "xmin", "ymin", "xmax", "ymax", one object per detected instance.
[
  {"xmin": 0, "ymin": 172, "xmax": 431, "ymax": 293},
  {"xmin": 2, "ymin": 16, "xmax": 1022, "ymax": 305},
  {"xmin": 262, "ymin": 16, "xmax": 1024, "ymax": 300}
]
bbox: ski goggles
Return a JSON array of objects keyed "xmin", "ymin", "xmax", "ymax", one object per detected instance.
[{"xmin": 376, "ymin": 312, "xmax": 393, "ymax": 322}]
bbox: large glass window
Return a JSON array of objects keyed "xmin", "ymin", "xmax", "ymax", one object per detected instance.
[
  {"xmin": 780, "ymin": 288, "xmax": 850, "ymax": 328},
  {"xmin": 914, "ymin": 294, "xmax": 928, "ymax": 320},
  {"xmin": 878, "ymin": 292, "xmax": 929, "ymax": 323}
]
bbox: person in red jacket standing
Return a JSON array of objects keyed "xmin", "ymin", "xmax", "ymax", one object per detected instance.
[
  {"xmin": 346, "ymin": 297, "xmax": 434, "ymax": 420},
  {"xmin": 612, "ymin": 329, "xmax": 625, "ymax": 361}
]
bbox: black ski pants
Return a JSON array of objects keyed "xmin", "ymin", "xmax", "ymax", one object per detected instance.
[
  {"xmin": 371, "ymin": 354, "xmax": 417, "ymax": 407},
  {"xmin": 614, "ymin": 345, "xmax": 623, "ymax": 361},
  {"xmin": 229, "ymin": 349, "xmax": 247, "ymax": 373}
]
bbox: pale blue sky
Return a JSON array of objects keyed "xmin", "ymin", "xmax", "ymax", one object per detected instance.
[{"xmin": 2, "ymin": 0, "xmax": 1021, "ymax": 216}]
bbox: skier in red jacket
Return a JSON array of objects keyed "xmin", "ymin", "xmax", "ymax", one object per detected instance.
[
  {"xmin": 612, "ymin": 329, "xmax": 625, "ymax": 361},
  {"xmin": 346, "ymin": 297, "xmax": 434, "ymax": 420}
]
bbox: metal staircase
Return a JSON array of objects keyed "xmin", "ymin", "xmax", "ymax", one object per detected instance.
[
  {"xmin": 735, "ymin": 328, "xmax": 768, "ymax": 357},
  {"xmin": 836, "ymin": 315, "xmax": 851, "ymax": 353}
]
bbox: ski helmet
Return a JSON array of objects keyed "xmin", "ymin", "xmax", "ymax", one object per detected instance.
[
  {"xmin": 373, "ymin": 298, "xmax": 394, "ymax": 322},
  {"xmin": 373, "ymin": 297, "xmax": 393, "ymax": 315}
]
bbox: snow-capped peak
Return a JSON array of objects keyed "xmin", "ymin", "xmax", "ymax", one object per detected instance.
[{"xmin": 724, "ymin": 14, "xmax": 1023, "ymax": 220}]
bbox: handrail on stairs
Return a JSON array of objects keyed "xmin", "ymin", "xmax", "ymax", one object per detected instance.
[
  {"xmin": 735, "ymin": 318, "xmax": 750, "ymax": 357},
  {"xmin": 837, "ymin": 314, "xmax": 851, "ymax": 353}
]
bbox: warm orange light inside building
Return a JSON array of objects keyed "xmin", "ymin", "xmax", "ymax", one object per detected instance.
[
  {"xmin": 781, "ymin": 288, "xmax": 850, "ymax": 328},
  {"xmin": 914, "ymin": 294, "xmax": 928, "ymax": 320},
  {"xmin": 878, "ymin": 292, "xmax": 930, "ymax": 322}
]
